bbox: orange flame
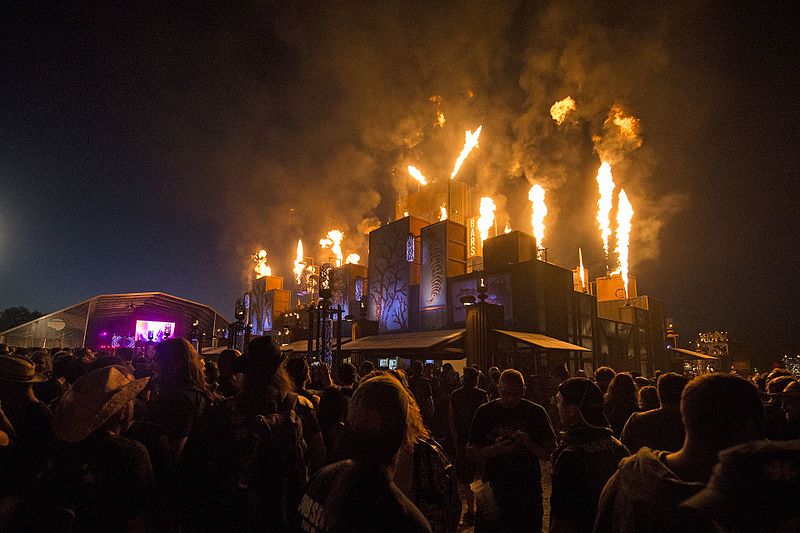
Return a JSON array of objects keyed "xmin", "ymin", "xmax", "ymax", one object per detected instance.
[
  {"xmin": 550, "ymin": 96, "xmax": 576, "ymax": 125},
  {"xmin": 528, "ymin": 184, "xmax": 547, "ymax": 248},
  {"xmin": 610, "ymin": 105, "xmax": 642, "ymax": 148},
  {"xmin": 450, "ymin": 126, "xmax": 483, "ymax": 179},
  {"xmin": 578, "ymin": 248, "xmax": 586, "ymax": 291},
  {"xmin": 435, "ymin": 111, "xmax": 446, "ymax": 128},
  {"xmin": 407, "ymin": 165, "xmax": 428, "ymax": 186},
  {"xmin": 595, "ymin": 161, "xmax": 616, "ymax": 268},
  {"xmin": 439, "ymin": 204, "xmax": 448, "ymax": 221},
  {"xmin": 504, "ymin": 221, "xmax": 512, "ymax": 234},
  {"xmin": 293, "ymin": 240, "xmax": 304, "ymax": 285},
  {"xmin": 319, "ymin": 230, "xmax": 344, "ymax": 267},
  {"xmin": 345, "ymin": 253, "xmax": 360, "ymax": 265},
  {"xmin": 614, "ymin": 189, "xmax": 634, "ymax": 299},
  {"xmin": 477, "ymin": 197, "xmax": 496, "ymax": 243},
  {"xmin": 254, "ymin": 249, "xmax": 272, "ymax": 278}
]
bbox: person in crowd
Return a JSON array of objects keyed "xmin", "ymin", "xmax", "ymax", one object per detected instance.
[
  {"xmin": 286, "ymin": 356, "xmax": 320, "ymax": 407},
  {"xmin": 467, "ymin": 369, "xmax": 556, "ymax": 532},
  {"xmin": 621, "ymin": 372, "xmax": 688, "ymax": 453},
  {"xmin": 74, "ymin": 347, "xmax": 96, "ymax": 366},
  {"xmin": 24, "ymin": 365, "xmax": 157, "ymax": 532},
  {"xmin": 311, "ymin": 362, "xmax": 333, "ymax": 391},
  {"xmin": 773, "ymin": 379, "xmax": 800, "ymax": 440},
  {"xmin": 30, "ymin": 349, "xmax": 63, "ymax": 405},
  {"xmin": 337, "ymin": 363, "xmax": 358, "ymax": 398},
  {"xmin": 317, "ymin": 385, "xmax": 349, "ymax": 464},
  {"xmin": 633, "ymin": 376, "xmax": 651, "ymax": 390},
  {"xmin": 148, "ymin": 338, "xmax": 214, "ymax": 458},
  {"xmin": 448, "ymin": 366, "xmax": 488, "ymax": 525},
  {"xmin": 603, "ymin": 372, "xmax": 639, "ymax": 437},
  {"xmin": 0, "ymin": 343, "xmax": 10, "ymax": 356},
  {"xmin": 359, "ymin": 359, "xmax": 375, "ymax": 377},
  {"xmin": 298, "ymin": 373, "xmax": 432, "ymax": 532},
  {"xmin": 550, "ymin": 378, "xmax": 628, "ymax": 533},
  {"xmin": 181, "ymin": 336, "xmax": 325, "ymax": 532},
  {"xmin": 408, "ymin": 360, "xmax": 435, "ymax": 425},
  {"xmin": 215, "ymin": 348, "xmax": 243, "ymax": 398},
  {"xmin": 763, "ymin": 375, "xmax": 795, "ymax": 439},
  {"xmin": 676, "ymin": 439, "xmax": 800, "ymax": 533},
  {"xmin": 0, "ymin": 354, "xmax": 54, "ymax": 454},
  {"xmin": 594, "ymin": 373, "xmax": 765, "ymax": 533},
  {"xmin": 593, "ymin": 366, "xmax": 615, "ymax": 394},
  {"xmin": 637, "ymin": 385, "xmax": 660, "ymax": 411},
  {"xmin": 203, "ymin": 359, "xmax": 221, "ymax": 396},
  {"xmin": 486, "ymin": 367, "xmax": 501, "ymax": 400}
]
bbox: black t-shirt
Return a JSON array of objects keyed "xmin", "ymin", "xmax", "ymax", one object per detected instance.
[
  {"xmin": 467, "ymin": 398, "xmax": 555, "ymax": 495},
  {"xmin": 408, "ymin": 376, "xmax": 434, "ymax": 413},
  {"xmin": 449, "ymin": 386, "xmax": 488, "ymax": 444},
  {"xmin": 550, "ymin": 427, "xmax": 629, "ymax": 533},
  {"xmin": 147, "ymin": 386, "xmax": 209, "ymax": 439},
  {"xmin": 621, "ymin": 407, "xmax": 685, "ymax": 453},
  {"xmin": 298, "ymin": 460, "xmax": 431, "ymax": 533}
]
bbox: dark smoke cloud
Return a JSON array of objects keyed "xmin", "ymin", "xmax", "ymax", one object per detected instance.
[{"xmin": 126, "ymin": 1, "xmax": 704, "ymax": 287}]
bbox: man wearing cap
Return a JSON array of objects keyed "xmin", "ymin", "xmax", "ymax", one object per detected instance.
[
  {"xmin": 594, "ymin": 373, "xmax": 765, "ymax": 533},
  {"xmin": 467, "ymin": 369, "xmax": 556, "ymax": 533},
  {"xmin": 0, "ymin": 354, "xmax": 54, "ymax": 453},
  {"xmin": 550, "ymin": 378, "xmax": 628, "ymax": 533},
  {"xmin": 17, "ymin": 365, "xmax": 156, "ymax": 531},
  {"xmin": 297, "ymin": 373, "xmax": 431, "ymax": 532}
]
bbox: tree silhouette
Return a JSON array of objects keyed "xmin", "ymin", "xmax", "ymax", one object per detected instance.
[{"xmin": 0, "ymin": 307, "xmax": 44, "ymax": 332}]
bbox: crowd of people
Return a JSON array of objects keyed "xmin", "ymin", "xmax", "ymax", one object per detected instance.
[{"xmin": 0, "ymin": 339, "xmax": 799, "ymax": 532}]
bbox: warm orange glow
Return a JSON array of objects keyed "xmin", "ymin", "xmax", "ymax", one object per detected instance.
[
  {"xmin": 477, "ymin": 197, "xmax": 496, "ymax": 243},
  {"xmin": 254, "ymin": 249, "xmax": 272, "ymax": 278},
  {"xmin": 504, "ymin": 221, "xmax": 512, "ymax": 234},
  {"xmin": 319, "ymin": 230, "xmax": 344, "ymax": 267},
  {"xmin": 407, "ymin": 165, "xmax": 428, "ymax": 186},
  {"xmin": 439, "ymin": 204, "xmax": 448, "ymax": 221},
  {"xmin": 293, "ymin": 239, "xmax": 304, "ymax": 285},
  {"xmin": 528, "ymin": 184, "xmax": 547, "ymax": 248},
  {"xmin": 595, "ymin": 161, "xmax": 616, "ymax": 268},
  {"xmin": 550, "ymin": 96, "xmax": 576, "ymax": 125},
  {"xmin": 345, "ymin": 253, "xmax": 360, "ymax": 265},
  {"xmin": 610, "ymin": 105, "xmax": 642, "ymax": 147},
  {"xmin": 435, "ymin": 111, "xmax": 446, "ymax": 128},
  {"xmin": 613, "ymin": 189, "xmax": 634, "ymax": 299},
  {"xmin": 450, "ymin": 126, "xmax": 483, "ymax": 179},
  {"xmin": 578, "ymin": 248, "xmax": 586, "ymax": 291}
]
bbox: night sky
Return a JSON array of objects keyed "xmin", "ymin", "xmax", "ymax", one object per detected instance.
[{"xmin": 2, "ymin": 2, "xmax": 799, "ymax": 349}]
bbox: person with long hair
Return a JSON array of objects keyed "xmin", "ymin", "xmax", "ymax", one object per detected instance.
[
  {"xmin": 148, "ymin": 338, "xmax": 213, "ymax": 458},
  {"xmin": 603, "ymin": 372, "xmax": 639, "ymax": 437}
]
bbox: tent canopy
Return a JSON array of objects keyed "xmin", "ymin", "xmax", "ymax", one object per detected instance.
[
  {"xmin": 280, "ymin": 338, "xmax": 351, "ymax": 353},
  {"xmin": 342, "ymin": 329, "xmax": 465, "ymax": 354},
  {"xmin": 494, "ymin": 330, "xmax": 591, "ymax": 351},
  {"xmin": 669, "ymin": 347, "xmax": 719, "ymax": 360}
]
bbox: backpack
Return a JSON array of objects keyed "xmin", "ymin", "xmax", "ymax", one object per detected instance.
[{"xmin": 412, "ymin": 437, "xmax": 461, "ymax": 533}]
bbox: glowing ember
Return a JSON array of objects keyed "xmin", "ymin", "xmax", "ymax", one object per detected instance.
[
  {"xmin": 609, "ymin": 104, "xmax": 642, "ymax": 148},
  {"xmin": 439, "ymin": 204, "xmax": 448, "ymax": 221},
  {"xmin": 578, "ymin": 248, "xmax": 586, "ymax": 291},
  {"xmin": 254, "ymin": 249, "xmax": 272, "ymax": 278},
  {"xmin": 450, "ymin": 126, "xmax": 483, "ymax": 179},
  {"xmin": 528, "ymin": 184, "xmax": 547, "ymax": 249},
  {"xmin": 319, "ymin": 230, "xmax": 344, "ymax": 267},
  {"xmin": 293, "ymin": 239, "xmax": 304, "ymax": 285},
  {"xmin": 504, "ymin": 221, "xmax": 512, "ymax": 234},
  {"xmin": 550, "ymin": 96, "xmax": 576, "ymax": 125},
  {"xmin": 435, "ymin": 111, "xmax": 446, "ymax": 128},
  {"xmin": 477, "ymin": 197, "xmax": 496, "ymax": 243},
  {"xmin": 614, "ymin": 189, "xmax": 634, "ymax": 299},
  {"xmin": 345, "ymin": 253, "xmax": 360, "ymax": 265},
  {"xmin": 403, "ymin": 211, "xmax": 409, "ymax": 217},
  {"xmin": 595, "ymin": 161, "xmax": 616, "ymax": 268},
  {"xmin": 407, "ymin": 165, "xmax": 428, "ymax": 186}
]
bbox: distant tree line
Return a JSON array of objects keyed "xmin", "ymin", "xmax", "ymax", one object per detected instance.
[{"xmin": 0, "ymin": 307, "xmax": 43, "ymax": 332}]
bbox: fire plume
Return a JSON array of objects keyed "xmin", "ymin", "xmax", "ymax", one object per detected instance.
[
  {"xmin": 528, "ymin": 184, "xmax": 547, "ymax": 249},
  {"xmin": 477, "ymin": 197, "xmax": 496, "ymax": 243},
  {"xmin": 578, "ymin": 248, "xmax": 586, "ymax": 291},
  {"xmin": 293, "ymin": 239, "xmax": 304, "ymax": 285},
  {"xmin": 614, "ymin": 189, "xmax": 634, "ymax": 299},
  {"xmin": 439, "ymin": 204, "xmax": 448, "ymax": 221},
  {"xmin": 345, "ymin": 253, "xmax": 360, "ymax": 265},
  {"xmin": 254, "ymin": 249, "xmax": 272, "ymax": 278},
  {"xmin": 610, "ymin": 105, "xmax": 642, "ymax": 148},
  {"xmin": 550, "ymin": 96, "xmax": 576, "ymax": 125},
  {"xmin": 407, "ymin": 165, "xmax": 428, "ymax": 186},
  {"xmin": 435, "ymin": 111, "xmax": 446, "ymax": 128},
  {"xmin": 595, "ymin": 162, "xmax": 616, "ymax": 267},
  {"xmin": 504, "ymin": 221, "xmax": 512, "ymax": 234},
  {"xmin": 450, "ymin": 126, "xmax": 483, "ymax": 179},
  {"xmin": 319, "ymin": 230, "xmax": 344, "ymax": 267}
]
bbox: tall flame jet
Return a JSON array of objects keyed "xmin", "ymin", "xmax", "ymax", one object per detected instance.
[
  {"xmin": 407, "ymin": 165, "xmax": 428, "ymax": 186},
  {"xmin": 450, "ymin": 126, "xmax": 483, "ymax": 179},
  {"xmin": 439, "ymin": 204, "xmax": 448, "ymax": 221},
  {"xmin": 578, "ymin": 248, "xmax": 586, "ymax": 291},
  {"xmin": 293, "ymin": 240, "xmax": 304, "ymax": 285},
  {"xmin": 254, "ymin": 249, "xmax": 271, "ymax": 278},
  {"xmin": 614, "ymin": 189, "xmax": 634, "ymax": 299},
  {"xmin": 319, "ymin": 230, "xmax": 344, "ymax": 267},
  {"xmin": 528, "ymin": 184, "xmax": 547, "ymax": 249},
  {"xmin": 595, "ymin": 162, "xmax": 616, "ymax": 269},
  {"xmin": 477, "ymin": 197, "xmax": 496, "ymax": 243}
]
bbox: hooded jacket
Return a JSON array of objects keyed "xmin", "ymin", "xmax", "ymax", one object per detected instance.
[{"xmin": 593, "ymin": 447, "xmax": 704, "ymax": 533}]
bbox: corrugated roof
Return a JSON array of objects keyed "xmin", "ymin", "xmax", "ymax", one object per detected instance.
[
  {"xmin": 342, "ymin": 329, "xmax": 465, "ymax": 351},
  {"xmin": 669, "ymin": 347, "xmax": 719, "ymax": 360},
  {"xmin": 494, "ymin": 330, "xmax": 591, "ymax": 351}
]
